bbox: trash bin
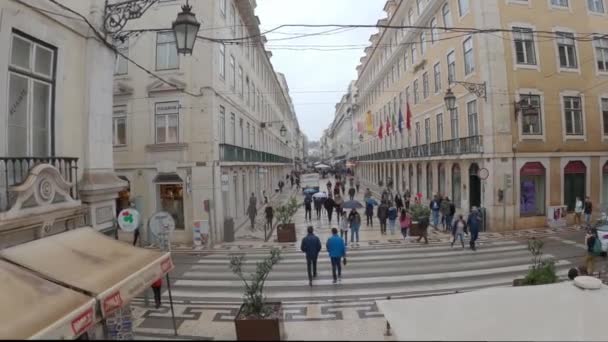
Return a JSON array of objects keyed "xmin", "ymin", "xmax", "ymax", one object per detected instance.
[{"xmin": 224, "ymin": 217, "xmax": 235, "ymax": 242}]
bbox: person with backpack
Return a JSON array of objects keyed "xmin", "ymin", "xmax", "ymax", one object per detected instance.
[
  {"xmin": 304, "ymin": 194, "xmax": 313, "ymax": 221},
  {"xmin": 339, "ymin": 211, "xmax": 349, "ymax": 247},
  {"xmin": 324, "ymin": 195, "xmax": 336, "ymax": 224},
  {"xmin": 429, "ymin": 195, "xmax": 441, "ymax": 229},
  {"xmin": 326, "ymin": 228, "xmax": 346, "ymax": 284},
  {"xmin": 467, "ymin": 207, "xmax": 482, "ymax": 251},
  {"xmin": 584, "ymin": 196, "xmax": 593, "ymax": 226},
  {"xmin": 399, "ymin": 209, "xmax": 411, "ymax": 240},
  {"xmin": 301, "ymin": 226, "xmax": 322, "ymax": 286},
  {"xmin": 377, "ymin": 201, "xmax": 389, "ymax": 235},
  {"xmin": 585, "ymin": 228, "xmax": 602, "ymax": 275},
  {"xmin": 451, "ymin": 215, "xmax": 467, "ymax": 249},
  {"xmin": 348, "ymin": 187, "xmax": 356, "ymax": 201},
  {"xmin": 387, "ymin": 204, "xmax": 398, "ymax": 235},
  {"xmin": 348, "ymin": 209, "xmax": 362, "ymax": 246}
]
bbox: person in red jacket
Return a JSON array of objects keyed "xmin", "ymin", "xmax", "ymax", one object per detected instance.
[{"xmin": 151, "ymin": 278, "xmax": 162, "ymax": 309}]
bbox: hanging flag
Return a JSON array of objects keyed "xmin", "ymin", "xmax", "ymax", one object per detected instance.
[
  {"xmin": 365, "ymin": 111, "xmax": 374, "ymax": 134},
  {"xmin": 378, "ymin": 124, "xmax": 383, "ymax": 140},
  {"xmin": 398, "ymin": 107, "xmax": 404, "ymax": 133},
  {"xmin": 406, "ymin": 101, "xmax": 412, "ymax": 131},
  {"xmin": 386, "ymin": 116, "xmax": 391, "ymax": 136},
  {"xmin": 391, "ymin": 112, "xmax": 397, "ymax": 135}
]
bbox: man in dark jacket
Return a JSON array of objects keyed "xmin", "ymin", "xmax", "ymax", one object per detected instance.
[
  {"xmin": 324, "ymin": 196, "xmax": 336, "ymax": 223},
  {"xmin": 304, "ymin": 194, "xmax": 313, "ymax": 221},
  {"xmin": 348, "ymin": 187, "xmax": 356, "ymax": 201},
  {"xmin": 264, "ymin": 205, "xmax": 274, "ymax": 232},
  {"xmin": 377, "ymin": 201, "xmax": 389, "ymax": 235},
  {"xmin": 467, "ymin": 207, "xmax": 482, "ymax": 251},
  {"xmin": 314, "ymin": 196, "xmax": 324, "ymax": 220},
  {"xmin": 301, "ymin": 226, "xmax": 322, "ymax": 286}
]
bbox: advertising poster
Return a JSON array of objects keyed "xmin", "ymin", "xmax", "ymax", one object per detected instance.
[
  {"xmin": 104, "ymin": 304, "xmax": 134, "ymax": 340},
  {"xmin": 547, "ymin": 205, "xmax": 568, "ymax": 228},
  {"xmin": 194, "ymin": 220, "xmax": 210, "ymax": 249}
]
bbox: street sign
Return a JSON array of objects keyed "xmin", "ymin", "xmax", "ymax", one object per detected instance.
[
  {"xmin": 149, "ymin": 211, "xmax": 176, "ymax": 236},
  {"xmin": 221, "ymin": 174, "xmax": 229, "ymax": 192},
  {"xmin": 117, "ymin": 209, "xmax": 140, "ymax": 232}
]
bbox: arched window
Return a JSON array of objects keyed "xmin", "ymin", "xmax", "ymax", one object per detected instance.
[{"xmin": 520, "ymin": 162, "xmax": 546, "ymax": 216}]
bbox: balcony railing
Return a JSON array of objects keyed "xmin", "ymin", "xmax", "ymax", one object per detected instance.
[
  {"xmin": 357, "ymin": 135, "xmax": 483, "ymax": 162},
  {"xmin": 1, "ymin": 157, "xmax": 79, "ymax": 212},
  {"xmin": 219, "ymin": 144, "xmax": 293, "ymax": 164}
]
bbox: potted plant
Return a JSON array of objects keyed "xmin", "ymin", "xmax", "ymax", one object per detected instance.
[
  {"xmin": 275, "ymin": 197, "xmax": 298, "ymax": 243},
  {"xmin": 409, "ymin": 203, "xmax": 431, "ymax": 238},
  {"xmin": 231, "ymin": 248, "xmax": 284, "ymax": 340},
  {"xmin": 513, "ymin": 238, "xmax": 558, "ymax": 286}
]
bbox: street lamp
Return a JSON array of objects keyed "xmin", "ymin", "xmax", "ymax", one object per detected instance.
[
  {"xmin": 444, "ymin": 88, "xmax": 457, "ymax": 111},
  {"xmin": 172, "ymin": 1, "xmax": 200, "ymax": 55},
  {"xmin": 279, "ymin": 125, "xmax": 287, "ymax": 137}
]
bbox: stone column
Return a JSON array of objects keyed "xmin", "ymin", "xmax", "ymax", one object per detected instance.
[{"xmin": 79, "ymin": 0, "xmax": 127, "ymax": 232}]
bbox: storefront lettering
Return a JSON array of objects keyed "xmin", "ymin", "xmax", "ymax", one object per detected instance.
[
  {"xmin": 71, "ymin": 307, "xmax": 94, "ymax": 336},
  {"xmin": 103, "ymin": 291, "xmax": 123, "ymax": 315}
]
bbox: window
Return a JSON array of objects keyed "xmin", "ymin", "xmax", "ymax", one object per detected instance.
[
  {"xmin": 420, "ymin": 33, "xmax": 427, "ymax": 56},
  {"xmin": 447, "ymin": 51, "xmax": 456, "ymax": 84},
  {"xmin": 436, "ymin": 113, "xmax": 444, "ymax": 141},
  {"xmin": 588, "ymin": 0, "xmax": 605, "ymax": 12},
  {"xmin": 520, "ymin": 162, "xmax": 546, "ymax": 216},
  {"xmin": 602, "ymin": 98, "xmax": 608, "ymax": 136},
  {"xmin": 415, "ymin": 122, "xmax": 421, "ymax": 145},
  {"xmin": 159, "ymin": 184, "xmax": 185, "ymax": 229},
  {"xmin": 594, "ymin": 37, "xmax": 608, "ymax": 72},
  {"xmin": 406, "ymin": 86, "xmax": 411, "ymax": 104},
  {"xmin": 442, "ymin": 3, "xmax": 453, "ymax": 30},
  {"xmin": 230, "ymin": 4, "xmax": 236, "ymax": 34},
  {"xmin": 458, "ymin": 0, "xmax": 469, "ymax": 16},
  {"xmin": 556, "ymin": 32, "xmax": 577, "ymax": 69},
  {"xmin": 520, "ymin": 94, "xmax": 542, "ymax": 135},
  {"xmin": 422, "ymin": 72, "xmax": 429, "ymax": 99},
  {"xmin": 433, "ymin": 62, "xmax": 441, "ymax": 93},
  {"xmin": 238, "ymin": 66, "xmax": 244, "ymax": 97},
  {"xmin": 424, "ymin": 118, "xmax": 431, "ymax": 144},
  {"xmin": 230, "ymin": 55, "xmax": 235, "ymax": 89},
  {"xmin": 246, "ymin": 77, "xmax": 250, "ymax": 105},
  {"xmin": 467, "ymin": 100, "xmax": 478, "ymax": 136},
  {"xmin": 155, "ymin": 101, "xmax": 179, "ymax": 144},
  {"xmin": 551, "ymin": 0, "xmax": 568, "ymax": 7},
  {"xmin": 239, "ymin": 118, "xmax": 244, "ymax": 146},
  {"xmin": 404, "ymin": 50, "xmax": 408, "ymax": 71},
  {"xmin": 450, "ymin": 107, "xmax": 459, "ymax": 139},
  {"xmin": 416, "ymin": 0, "xmax": 424, "ymax": 14},
  {"xmin": 156, "ymin": 32, "xmax": 178, "ymax": 70},
  {"xmin": 563, "ymin": 96, "xmax": 584, "ymax": 135},
  {"xmin": 219, "ymin": 106, "xmax": 226, "ymax": 143},
  {"xmin": 230, "ymin": 112, "xmax": 236, "ymax": 144},
  {"xmin": 463, "ymin": 37, "xmax": 474, "ymax": 75},
  {"xmin": 114, "ymin": 38, "xmax": 128, "ymax": 75},
  {"xmin": 411, "ymin": 44, "xmax": 417, "ymax": 65},
  {"xmin": 408, "ymin": 9, "xmax": 414, "ymax": 25},
  {"xmin": 413, "ymin": 79, "xmax": 420, "ymax": 104},
  {"xmin": 113, "ymin": 105, "xmax": 127, "ymax": 146},
  {"xmin": 219, "ymin": 0, "xmax": 226, "ymax": 16},
  {"xmin": 513, "ymin": 27, "xmax": 536, "ymax": 65},
  {"xmin": 430, "ymin": 18, "xmax": 439, "ymax": 43},
  {"xmin": 8, "ymin": 32, "xmax": 55, "ymax": 156},
  {"xmin": 219, "ymin": 44, "xmax": 225, "ymax": 79}
]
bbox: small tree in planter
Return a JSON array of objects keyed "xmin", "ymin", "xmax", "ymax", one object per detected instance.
[
  {"xmin": 513, "ymin": 238, "xmax": 558, "ymax": 286},
  {"xmin": 276, "ymin": 197, "xmax": 298, "ymax": 242},
  {"xmin": 409, "ymin": 203, "xmax": 431, "ymax": 238},
  {"xmin": 230, "ymin": 248, "xmax": 284, "ymax": 340}
]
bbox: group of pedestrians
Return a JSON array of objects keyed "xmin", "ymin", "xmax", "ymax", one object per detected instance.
[{"xmin": 301, "ymin": 226, "xmax": 347, "ymax": 286}]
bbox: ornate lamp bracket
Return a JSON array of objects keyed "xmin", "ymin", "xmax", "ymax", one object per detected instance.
[
  {"xmin": 452, "ymin": 81, "xmax": 487, "ymax": 101},
  {"xmin": 104, "ymin": 0, "xmax": 160, "ymax": 34}
]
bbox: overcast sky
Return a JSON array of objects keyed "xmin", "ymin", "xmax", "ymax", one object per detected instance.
[{"xmin": 256, "ymin": 0, "xmax": 386, "ymax": 141}]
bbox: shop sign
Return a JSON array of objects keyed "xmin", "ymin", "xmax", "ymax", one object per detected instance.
[
  {"xmin": 117, "ymin": 209, "xmax": 140, "ymax": 232},
  {"xmin": 547, "ymin": 205, "xmax": 568, "ymax": 228},
  {"xmin": 103, "ymin": 291, "xmax": 124, "ymax": 316},
  {"xmin": 221, "ymin": 174, "xmax": 230, "ymax": 192},
  {"xmin": 71, "ymin": 307, "xmax": 94, "ymax": 337}
]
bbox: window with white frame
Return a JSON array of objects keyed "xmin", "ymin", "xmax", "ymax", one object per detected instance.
[
  {"xmin": 602, "ymin": 98, "xmax": 608, "ymax": 136},
  {"xmin": 411, "ymin": 44, "xmax": 417, "ymax": 65},
  {"xmin": 519, "ymin": 94, "xmax": 542, "ymax": 135},
  {"xmin": 156, "ymin": 32, "xmax": 178, "ymax": 70},
  {"xmin": 230, "ymin": 112, "xmax": 236, "ymax": 144},
  {"xmin": 556, "ymin": 32, "xmax": 577, "ymax": 69},
  {"xmin": 230, "ymin": 55, "xmax": 235, "ymax": 89},
  {"xmin": 563, "ymin": 96, "xmax": 584, "ymax": 136},
  {"xmin": 434, "ymin": 62, "xmax": 442, "ymax": 93},
  {"xmin": 219, "ymin": 0, "xmax": 226, "ymax": 16},
  {"xmin": 415, "ymin": 122, "xmax": 421, "ymax": 145},
  {"xmin": 219, "ymin": 44, "xmax": 225, "ymax": 79},
  {"xmin": 588, "ymin": 0, "xmax": 605, "ymax": 13},
  {"xmin": 551, "ymin": 0, "xmax": 568, "ymax": 7},
  {"xmin": 406, "ymin": 86, "xmax": 411, "ymax": 104},
  {"xmin": 219, "ymin": 106, "xmax": 226, "ymax": 143},
  {"xmin": 416, "ymin": 0, "xmax": 424, "ymax": 14},
  {"xmin": 8, "ymin": 32, "xmax": 55, "ymax": 156},
  {"xmin": 413, "ymin": 79, "xmax": 420, "ymax": 104},
  {"xmin": 404, "ymin": 50, "xmax": 408, "ymax": 71},
  {"xmin": 246, "ymin": 77, "xmax": 250, "ymax": 105},
  {"xmin": 467, "ymin": 100, "xmax": 479, "ymax": 136},
  {"xmin": 513, "ymin": 27, "xmax": 536, "ymax": 65},
  {"xmin": 230, "ymin": 4, "xmax": 236, "ymax": 34},
  {"xmin": 424, "ymin": 118, "xmax": 431, "ymax": 144},
  {"xmin": 436, "ymin": 113, "xmax": 444, "ymax": 141},
  {"xmin": 114, "ymin": 38, "xmax": 128, "ymax": 75},
  {"xmin": 458, "ymin": 0, "xmax": 469, "ymax": 16},
  {"xmin": 447, "ymin": 51, "xmax": 456, "ymax": 84},
  {"xmin": 239, "ymin": 118, "xmax": 244, "ymax": 146},
  {"xmin": 423, "ymin": 72, "xmax": 429, "ymax": 99},
  {"xmin": 430, "ymin": 18, "xmax": 439, "ymax": 43},
  {"xmin": 113, "ymin": 105, "xmax": 127, "ymax": 146},
  {"xmin": 408, "ymin": 9, "xmax": 414, "ymax": 25},
  {"xmin": 442, "ymin": 3, "xmax": 453, "ymax": 29},
  {"xmin": 420, "ymin": 32, "xmax": 427, "ymax": 56},
  {"xmin": 463, "ymin": 36, "xmax": 474, "ymax": 75},
  {"xmin": 594, "ymin": 37, "xmax": 608, "ymax": 72},
  {"xmin": 155, "ymin": 101, "xmax": 179, "ymax": 144},
  {"xmin": 238, "ymin": 66, "xmax": 244, "ymax": 97},
  {"xmin": 450, "ymin": 107, "xmax": 459, "ymax": 139}
]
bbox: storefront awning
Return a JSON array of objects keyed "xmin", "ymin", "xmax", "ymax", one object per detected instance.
[
  {"xmin": 153, "ymin": 173, "xmax": 183, "ymax": 183},
  {"xmin": 0, "ymin": 227, "xmax": 174, "ymax": 318},
  {"xmin": 0, "ymin": 260, "xmax": 96, "ymax": 340}
]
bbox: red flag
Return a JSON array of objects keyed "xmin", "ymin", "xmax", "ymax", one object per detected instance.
[
  {"xmin": 378, "ymin": 124, "xmax": 383, "ymax": 140},
  {"xmin": 386, "ymin": 116, "xmax": 391, "ymax": 136},
  {"xmin": 406, "ymin": 102, "xmax": 412, "ymax": 131}
]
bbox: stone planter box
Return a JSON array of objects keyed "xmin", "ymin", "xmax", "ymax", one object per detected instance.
[
  {"xmin": 410, "ymin": 220, "xmax": 429, "ymax": 237},
  {"xmin": 234, "ymin": 302, "xmax": 284, "ymax": 341},
  {"xmin": 277, "ymin": 223, "xmax": 296, "ymax": 243},
  {"xmin": 513, "ymin": 278, "xmax": 526, "ymax": 287}
]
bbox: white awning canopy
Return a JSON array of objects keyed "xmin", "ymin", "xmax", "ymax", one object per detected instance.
[
  {"xmin": 377, "ymin": 282, "xmax": 608, "ymax": 341},
  {"xmin": 1, "ymin": 227, "xmax": 174, "ymax": 318},
  {"xmin": 0, "ymin": 260, "xmax": 96, "ymax": 340}
]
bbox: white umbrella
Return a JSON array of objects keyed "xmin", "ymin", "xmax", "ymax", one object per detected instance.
[
  {"xmin": 315, "ymin": 164, "xmax": 330, "ymax": 170},
  {"xmin": 312, "ymin": 192, "xmax": 328, "ymax": 199}
]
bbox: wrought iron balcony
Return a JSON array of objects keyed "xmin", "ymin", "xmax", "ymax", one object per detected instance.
[
  {"xmin": 1, "ymin": 157, "xmax": 79, "ymax": 212},
  {"xmin": 219, "ymin": 144, "xmax": 293, "ymax": 164},
  {"xmin": 358, "ymin": 135, "xmax": 483, "ymax": 162}
]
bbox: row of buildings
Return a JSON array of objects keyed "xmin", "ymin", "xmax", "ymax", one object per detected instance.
[
  {"xmin": 0, "ymin": 0, "xmax": 303, "ymax": 248},
  {"xmin": 325, "ymin": 0, "xmax": 608, "ymax": 231}
]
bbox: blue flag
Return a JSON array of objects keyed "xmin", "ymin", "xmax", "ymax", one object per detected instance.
[{"xmin": 398, "ymin": 108, "xmax": 404, "ymax": 133}]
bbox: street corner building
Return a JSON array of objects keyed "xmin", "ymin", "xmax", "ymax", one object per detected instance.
[
  {"xmin": 110, "ymin": 0, "xmax": 304, "ymax": 245},
  {"xmin": 326, "ymin": 0, "xmax": 608, "ymax": 231}
]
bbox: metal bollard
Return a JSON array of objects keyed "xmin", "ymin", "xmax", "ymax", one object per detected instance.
[{"xmin": 384, "ymin": 296, "xmax": 392, "ymax": 337}]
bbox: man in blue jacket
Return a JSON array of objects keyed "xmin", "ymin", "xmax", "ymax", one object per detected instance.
[
  {"xmin": 301, "ymin": 226, "xmax": 322, "ymax": 286},
  {"xmin": 326, "ymin": 228, "xmax": 346, "ymax": 284},
  {"xmin": 467, "ymin": 207, "xmax": 482, "ymax": 251}
]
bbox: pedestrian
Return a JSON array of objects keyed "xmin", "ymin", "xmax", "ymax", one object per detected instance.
[
  {"xmin": 467, "ymin": 207, "xmax": 482, "ymax": 251},
  {"xmin": 151, "ymin": 278, "xmax": 162, "ymax": 309},
  {"xmin": 349, "ymin": 177, "xmax": 355, "ymax": 188},
  {"xmin": 333, "ymin": 183, "xmax": 341, "ymax": 198},
  {"xmin": 387, "ymin": 204, "xmax": 398, "ymax": 235},
  {"xmin": 448, "ymin": 198, "xmax": 455, "ymax": 230},
  {"xmin": 585, "ymin": 228, "xmax": 601, "ymax": 275},
  {"xmin": 264, "ymin": 205, "xmax": 274, "ymax": 232},
  {"xmin": 334, "ymin": 193, "xmax": 344, "ymax": 224},
  {"xmin": 326, "ymin": 227, "xmax": 346, "ymax": 284},
  {"xmin": 574, "ymin": 196, "xmax": 583, "ymax": 228},
  {"xmin": 348, "ymin": 209, "xmax": 362, "ymax": 246},
  {"xmin": 295, "ymin": 177, "xmax": 301, "ymax": 191},
  {"xmin": 440, "ymin": 197, "xmax": 451, "ymax": 232},
  {"xmin": 262, "ymin": 190, "xmax": 269, "ymax": 205},
  {"xmin": 304, "ymin": 193, "xmax": 313, "ymax": 221},
  {"xmin": 430, "ymin": 195, "xmax": 441, "ymax": 229},
  {"xmin": 348, "ymin": 187, "xmax": 356, "ymax": 201},
  {"xmin": 340, "ymin": 182, "xmax": 345, "ymax": 195},
  {"xmin": 365, "ymin": 199, "xmax": 374, "ymax": 227},
  {"xmin": 451, "ymin": 214, "xmax": 467, "ymax": 249},
  {"xmin": 314, "ymin": 196, "xmax": 323, "ymax": 220},
  {"xmin": 278, "ymin": 180, "xmax": 284, "ymax": 193},
  {"xmin": 394, "ymin": 193, "xmax": 404, "ymax": 211},
  {"xmin": 327, "ymin": 180, "xmax": 333, "ymax": 193},
  {"xmin": 364, "ymin": 188, "xmax": 372, "ymax": 201},
  {"xmin": 399, "ymin": 209, "xmax": 411, "ymax": 240},
  {"xmin": 355, "ymin": 179, "xmax": 361, "ymax": 193},
  {"xmin": 377, "ymin": 201, "xmax": 389, "ymax": 235},
  {"xmin": 339, "ymin": 211, "xmax": 349, "ymax": 246},
  {"xmin": 584, "ymin": 196, "xmax": 593, "ymax": 226},
  {"xmin": 290, "ymin": 176, "xmax": 295, "ymax": 188},
  {"xmin": 301, "ymin": 226, "xmax": 322, "ymax": 286},
  {"xmin": 247, "ymin": 200, "xmax": 257, "ymax": 231},
  {"xmin": 404, "ymin": 189, "xmax": 411, "ymax": 210},
  {"xmin": 325, "ymin": 195, "xmax": 336, "ymax": 224}
]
